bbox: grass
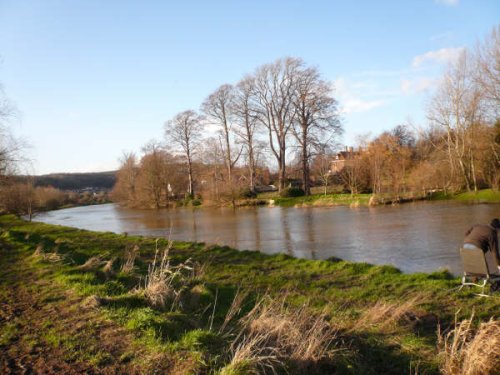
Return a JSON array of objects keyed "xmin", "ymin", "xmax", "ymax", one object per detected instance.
[
  {"xmin": 256, "ymin": 188, "xmax": 500, "ymax": 207},
  {"xmin": 437, "ymin": 314, "xmax": 500, "ymax": 375},
  {"xmin": 428, "ymin": 188, "xmax": 500, "ymax": 203},
  {"xmin": 0, "ymin": 214, "xmax": 499, "ymax": 374}
]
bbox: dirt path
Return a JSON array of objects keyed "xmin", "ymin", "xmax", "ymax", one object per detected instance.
[{"xmin": 0, "ymin": 241, "xmax": 143, "ymax": 374}]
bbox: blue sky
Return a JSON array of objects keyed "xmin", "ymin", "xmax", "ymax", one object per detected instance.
[{"xmin": 0, "ymin": 0, "xmax": 499, "ymax": 174}]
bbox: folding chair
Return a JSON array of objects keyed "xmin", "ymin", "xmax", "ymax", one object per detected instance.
[{"xmin": 459, "ymin": 247, "xmax": 500, "ymax": 297}]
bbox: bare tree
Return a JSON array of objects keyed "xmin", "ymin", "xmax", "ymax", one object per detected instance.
[
  {"xmin": 311, "ymin": 149, "xmax": 333, "ymax": 196},
  {"xmin": 233, "ymin": 76, "xmax": 259, "ymax": 191},
  {"xmin": 474, "ymin": 25, "xmax": 500, "ymax": 118},
  {"xmin": 292, "ymin": 67, "xmax": 342, "ymax": 195},
  {"xmin": 202, "ymin": 84, "xmax": 242, "ymax": 184},
  {"xmin": 113, "ymin": 152, "xmax": 138, "ymax": 206},
  {"xmin": 427, "ymin": 50, "xmax": 484, "ymax": 192},
  {"xmin": 202, "ymin": 136, "xmax": 225, "ymax": 201},
  {"xmin": 165, "ymin": 110, "xmax": 204, "ymax": 197},
  {"xmin": 0, "ymin": 87, "xmax": 24, "ymax": 180},
  {"xmin": 252, "ymin": 57, "xmax": 303, "ymax": 192},
  {"xmin": 137, "ymin": 141, "xmax": 167, "ymax": 209}
]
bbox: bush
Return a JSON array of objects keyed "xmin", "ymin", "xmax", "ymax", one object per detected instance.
[
  {"xmin": 279, "ymin": 187, "xmax": 305, "ymax": 198},
  {"xmin": 239, "ymin": 188, "xmax": 257, "ymax": 199}
]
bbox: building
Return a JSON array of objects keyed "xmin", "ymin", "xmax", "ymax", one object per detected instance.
[{"xmin": 330, "ymin": 146, "xmax": 361, "ymax": 173}]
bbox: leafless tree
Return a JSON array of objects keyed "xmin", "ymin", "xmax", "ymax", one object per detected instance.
[
  {"xmin": 427, "ymin": 50, "xmax": 484, "ymax": 192},
  {"xmin": 165, "ymin": 110, "xmax": 204, "ymax": 196},
  {"xmin": 251, "ymin": 57, "xmax": 303, "ymax": 192},
  {"xmin": 233, "ymin": 76, "xmax": 259, "ymax": 191},
  {"xmin": 202, "ymin": 84, "xmax": 242, "ymax": 184},
  {"xmin": 202, "ymin": 136, "xmax": 225, "ymax": 201},
  {"xmin": 0, "ymin": 87, "xmax": 24, "ymax": 180},
  {"xmin": 311, "ymin": 149, "xmax": 333, "ymax": 196},
  {"xmin": 292, "ymin": 67, "xmax": 342, "ymax": 195},
  {"xmin": 113, "ymin": 152, "xmax": 138, "ymax": 205},
  {"xmin": 474, "ymin": 25, "xmax": 500, "ymax": 118}
]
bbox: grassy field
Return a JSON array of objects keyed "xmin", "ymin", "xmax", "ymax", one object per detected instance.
[{"xmin": 0, "ymin": 215, "xmax": 498, "ymax": 374}]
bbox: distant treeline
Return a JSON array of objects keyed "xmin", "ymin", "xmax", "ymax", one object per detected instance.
[{"xmin": 31, "ymin": 171, "xmax": 117, "ymax": 190}]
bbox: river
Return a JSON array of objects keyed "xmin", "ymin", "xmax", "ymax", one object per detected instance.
[{"xmin": 34, "ymin": 202, "xmax": 500, "ymax": 275}]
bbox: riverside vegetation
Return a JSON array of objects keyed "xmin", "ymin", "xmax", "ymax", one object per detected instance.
[{"xmin": 1, "ymin": 215, "xmax": 499, "ymax": 374}]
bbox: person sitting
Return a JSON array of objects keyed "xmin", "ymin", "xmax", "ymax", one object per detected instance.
[{"xmin": 463, "ymin": 218, "xmax": 500, "ymax": 276}]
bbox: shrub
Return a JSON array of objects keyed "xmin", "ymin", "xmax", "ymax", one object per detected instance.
[
  {"xmin": 279, "ymin": 187, "xmax": 305, "ymax": 198},
  {"xmin": 238, "ymin": 188, "xmax": 257, "ymax": 199}
]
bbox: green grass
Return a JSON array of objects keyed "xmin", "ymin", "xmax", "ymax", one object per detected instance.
[
  {"xmin": 427, "ymin": 188, "xmax": 500, "ymax": 203},
  {"xmin": 454, "ymin": 188, "xmax": 500, "ymax": 203},
  {"xmin": 0, "ymin": 214, "xmax": 498, "ymax": 374},
  {"xmin": 258, "ymin": 192, "xmax": 372, "ymax": 207}
]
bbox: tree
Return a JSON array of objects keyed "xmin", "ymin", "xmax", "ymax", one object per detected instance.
[
  {"xmin": 201, "ymin": 137, "xmax": 225, "ymax": 201},
  {"xmin": 137, "ymin": 142, "xmax": 167, "ymax": 209},
  {"xmin": 165, "ymin": 110, "xmax": 204, "ymax": 197},
  {"xmin": 0, "ymin": 87, "xmax": 23, "ymax": 180},
  {"xmin": 292, "ymin": 66, "xmax": 342, "ymax": 195},
  {"xmin": 202, "ymin": 84, "xmax": 241, "ymax": 186},
  {"xmin": 427, "ymin": 50, "xmax": 484, "ymax": 192},
  {"xmin": 112, "ymin": 152, "xmax": 138, "ymax": 206},
  {"xmin": 475, "ymin": 25, "xmax": 500, "ymax": 118},
  {"xmin": 311, "ymin": 149, "xmax": 333, "ymax": 195},
  {"xmin": 252, "ymin": 57, "xmax": 303, "ymax": 192},
  {"xmin": 233, "ymin": 76, "xmax": 259, "ymax": 192}
]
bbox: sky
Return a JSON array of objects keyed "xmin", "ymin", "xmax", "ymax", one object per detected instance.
[{"xmin": 0, "ymin": 0, "xmax": 499, "ymax": 174}]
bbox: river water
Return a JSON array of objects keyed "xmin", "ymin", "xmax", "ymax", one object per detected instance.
[{"xmin": 34, "ymin": 202, "xmax": 500, "ymax": 275}]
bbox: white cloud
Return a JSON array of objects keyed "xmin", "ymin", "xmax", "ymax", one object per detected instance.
[
  {"xmin": 435, "ymin": 0, "xmax": 459, "ymax": 6},
  {"xmin": 342, "ymin": 99, "xmax": 386, "ymax": 114},
  {"xmin": 334, "ymin": 77, "xmax": 388, "ymax": 114},
  {"xmin": 400, "ymin": 77, "xmax": 436, "ymax": 95},
  {"xmin": 411, "ymin": 47, "xmax": 464, "ymax": 68}
]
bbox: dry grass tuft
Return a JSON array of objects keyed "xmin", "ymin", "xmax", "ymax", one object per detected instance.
[
  {"xmin": 78, "ymin": 255, "xmax": 107, "ymax": 271},
  {"xmin": 352, "ymin": 296, "xmax": 422, "ymax": 332},
  {"xmin": 141, "ymin": 239, "xmax": 194, "ymax": 310},
  {"xmin": 227, "ymin": 297, "xmax": 338, "ymax": 373},
  {"xmin": 227, "ymin": 332, "xmax": 283, "ymax": 374},
  {"xmin": 102, "ymin": 257, "xmax": 116, "ymax": 276},
  {"xmin": 82, "ymin": 295, "xmax": 105, "ymax": 309},
  {"xmin": 33, "ymin": 244, "xmax": 44, "ymax": 257},
  {"xmin": 219, "ymin": 289, "xmax": 248, "ymax": 335},
  {"xmin": 121, "ymin": 244, "xmax": 139, "ymax": 274},
  {"xmin": 32, "ymin": 244, "xmax": 64, "ymax": 263},
  {"xmin": 438, "ymin": 314, "xmax": 500, "ymax": 375}
]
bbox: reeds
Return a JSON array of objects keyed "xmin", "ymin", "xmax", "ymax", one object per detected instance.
[
  {"xmin": 142, "ymin": 239, "xmax": 194, "ymax": 310},
  {"xmin": 121, "ymin": 244, "xmax": 139, "ymax": 274},
  {"xmin": 226, "ymin": 297, "xmax": 338, "ymax": 373},
  {"xmin": 78, "ymin": 254, "xmax": 107, "ymax": 271},
  {"xmin": 352, "ymin": 295, "xmax": 422, "ymax": 332},
  {"xmin": 438, "ymin": 314, "xmax": 500, "ymax": 375},
  {"xmin": 32, "ymin": 244, "xmax": 64, "ymax": 263}
]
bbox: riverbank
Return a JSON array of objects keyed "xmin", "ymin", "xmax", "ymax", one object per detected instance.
[
  {"xmin": 249, "ymin": 188, "xmax": 500, "ymax": 208},
  {"xmin": 1, "ymin": 215, "xmax": 498, "ymax": 374}
]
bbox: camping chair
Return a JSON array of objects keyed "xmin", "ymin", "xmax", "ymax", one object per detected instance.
[{"xmin": 459, "ymin": 247, "xmax": 500, "ymax": 297}]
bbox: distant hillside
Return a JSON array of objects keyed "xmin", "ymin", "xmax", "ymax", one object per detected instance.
[{"xmin": 33, "ymin": 171, "xmax": 117, "ymax": 190}]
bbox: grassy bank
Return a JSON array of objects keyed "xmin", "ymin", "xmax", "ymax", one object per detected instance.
[
  {"xmin": 429, "ymin": 189, "xmax": 500, "ymax": 203},
  {"xmin": 1, "ymin": 215, "xmax": 498, "ymax": 374},
  {"xmin": 253, "ymin": 188, "xmax": 500, "ymax": 208}
]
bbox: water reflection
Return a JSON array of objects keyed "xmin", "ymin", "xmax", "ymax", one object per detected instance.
[{"xmin": 35, "ymin": 202, "xmax": 500, "ymax": 275}]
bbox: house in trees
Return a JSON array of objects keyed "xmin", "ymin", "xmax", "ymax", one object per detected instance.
[{"xmin": 330, "ymin": 147, "xmax": 361, "ymax": 173}]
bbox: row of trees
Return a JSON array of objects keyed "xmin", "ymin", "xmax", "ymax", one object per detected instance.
[
  {"xmin": 114, "ymin": 57, "xmax": 343, "ymax": 207},
  {"xmin": 114, "ymin": 26, "xmax": 499, "ymax": 208},
  {"xmin": 336, "ymin": 27, "xmax": 500, "ymax": 197}
]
